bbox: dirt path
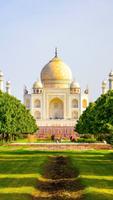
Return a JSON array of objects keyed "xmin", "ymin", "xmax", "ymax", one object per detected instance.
[{"xmin": 33, "ymin": 156, "xmax": 84, "ymax": 200}]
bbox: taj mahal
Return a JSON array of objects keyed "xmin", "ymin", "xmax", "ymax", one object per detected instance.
[
  {"xmin": 23, "ymin": 49, "xmax": 89, "ymax": 138},
  {"xmin": 0, "ymin": 49, "xmax": 113, "ymax": 138}
]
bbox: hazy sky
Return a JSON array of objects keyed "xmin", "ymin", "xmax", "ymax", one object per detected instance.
[{"xmin": 0, "ymin": 0, "xmax": 113, "ymax": 101}]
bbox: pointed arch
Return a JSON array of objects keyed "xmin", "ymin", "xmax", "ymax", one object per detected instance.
[
  {"xmin": 72, "ymin": 111, "xmax": 78, "ymax": 119},
  {"xmin": 72, "ymin": 99, "xmax": 78, "ymax": 108},
  {"xmin": 25, "ymin": 99, "xmax": 30, "ymax": 108},
  {"xmin": 49, "ymin": 98, "xmax": 64, "ymax": 119},
  {"xmin": 34, "ymin": 111, "xmax": 41, "ymax": 120},
  {"xmin": 82, "ymin": 99, "xmax": 87, "ymax": 108},
  {"xmin": 34, "ymin": 99, "xmax": 41, "ymax": 108}
]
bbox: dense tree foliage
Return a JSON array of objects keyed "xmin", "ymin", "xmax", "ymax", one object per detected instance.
[
  {"xmin": 0, "ymin": 91, "xmax": 38, "ymax": 142},
  {"xmin": 76, "ymin": 90, "xmax": 113, "ymax": 143}
]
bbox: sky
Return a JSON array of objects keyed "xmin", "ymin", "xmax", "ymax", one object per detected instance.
[{"xmin": 0, "ymin": 0, "xmax": 113, "ymax": 102}]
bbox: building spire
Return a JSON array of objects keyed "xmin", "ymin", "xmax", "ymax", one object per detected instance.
[
  {"xmin": 55, "ymin": 47, "xmax": 58, "ymax": 57},
  {"xmin": 0, "ymin": 70, "xmax": 4, "ymax": 92},
  {"xmin": 6, "ymin": 81, "xmax": 11, "ymax": 94},
  {"xmin": 84, "ymin": 85, "xmax": 89, "ymax": 94}
]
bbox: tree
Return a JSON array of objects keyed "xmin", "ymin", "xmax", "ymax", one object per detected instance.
[
  {"xmin": 75, "ymin": 90, "xmax": 113, "ymax": 143},
  {"xmin": 75, "ymin": 102, "xmax": 96, "ymax": 134},
  {"xmin": 0, "ymin": 91, "xmax": 38, "ymax": 142}
]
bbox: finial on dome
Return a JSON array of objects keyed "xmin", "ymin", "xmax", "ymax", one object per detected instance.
[
  {"xmin": 109, "ymin": 70, "xmax": 113, "ymax": 77},
  {"xmin": 84, "ymin": 85, "xmax": 89, "ymax": 94},
  {"xmin": 24, "ymin": 85, "xmax": 28, "ymax": 95},
  {"xmin": 55, "ymin": 47, "xmax": 58, "ymax": 57},
  {"xmin": 6, "ymin": 81, "xmax": 11, "ymax": 94}
]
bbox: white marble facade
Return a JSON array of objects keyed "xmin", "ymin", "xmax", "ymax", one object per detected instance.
[{"xmin": 24, "ymin": 50, "xmax": 89, "ymax": 133}]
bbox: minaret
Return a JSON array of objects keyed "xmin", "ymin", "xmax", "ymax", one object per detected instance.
[
  {"xmin": 102, "ymin": 80, "xmax": 107, "ymax": 94},
  {"xmin": 6, "ymin": 81, "xmax": 11, "ymax": 94},
  {"xmin": 84, "ymin": 85, "xmax": 89, "ymax": 94},
  {"xmin": 55, "ymin": 47, "xmax": 58, "ymax": 57},
  {"xmin": 109, "ymin": 71, "xmax": 113, "ymax": 90},
  {"xmin": 0, "ymin": 70, "xmax": 4, "ymax": 92},
  {"xmin": 24, "ymin": 85, "xmax": 28, "ymax": 95}
]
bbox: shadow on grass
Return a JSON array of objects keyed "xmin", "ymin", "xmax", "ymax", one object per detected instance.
[
  {"xmin": 0, "ymin": 154, "xmax": 47, "ymax": 174},
  {"xmin": 0, "ymin": 149, "xmax": 112, "ymax": 155},
  {"xmin": 0, "ymin": 178, "xmax": 37, "ymax": 188},
  {"xmin": 37, "ymin": 178, "xmax": 84, "ymax": 192},
  {"xmin": 0, "ymin": 176, "xmax": 113, "ymax": 191},
  {"xmin": 82, "ymin": 178, "xmax": 113, "ymax": 189},
  {"xmin": 33, "ymin": 196, "xmax": 84, "ymax": 200},
  {"xmin": 84, "ymin": 192, "xmax": 113, "ymax": 200},
  {"xmin": 32, "ymin": 156, "xmax": 84, "ymax": 200},
  {"xmin": 0, "ymin": 193, "xmax": 32, "ymax": 200},
  {"xmin": 0, "ymin": 150, "xmax": 113, "ymax": 200}
]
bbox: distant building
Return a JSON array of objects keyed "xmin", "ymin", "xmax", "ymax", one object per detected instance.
[
  {"xmin": 101, "ymin": 71, "xmax": 113, "ymax": 94},
  {"xmin": 1, "ymin": 53, "xmax": 112, "ymax": 138},
  {"xmin": 0, "ymin": 70, "xmax": 11, "ymax": 94},
  {"xmin": 24, "ymin": 49, "xmax": 89, "ymax": 138}
]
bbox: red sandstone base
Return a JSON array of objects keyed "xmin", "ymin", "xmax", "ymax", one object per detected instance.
[{"xmin": 37, "ymin": 126, "xmax": 76, "ymax": 139}]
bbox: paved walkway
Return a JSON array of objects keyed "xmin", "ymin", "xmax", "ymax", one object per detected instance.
[{"xmin": 9, "ymin": 143, "xmax": 112, "ymax": 150}]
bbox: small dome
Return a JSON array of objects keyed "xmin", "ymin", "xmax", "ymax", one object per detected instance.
[
  {"xmin": 6, "ymin": 81, "xmax": 11, "ymax": 86},
  {"xmin": 70, "ymin": 80, "xmax": 80, "ymax": 89},
  {"xmin": 33, "ymin": 80, "xmax": 43, "ymax": 89},
  {"xmin": 102, "ymin": 80, "xmax": 107, "ymax": 86},
  {"xmin": 109, "ymin": 70, "xmax": 113, "ymax": 77},
  {"xmin": 0, "ymin": 70, "xmax": 4, "ymax": 77},
  {"xmin": 6, "ymin": 81, "xmax": 11, "ymax": 85}
]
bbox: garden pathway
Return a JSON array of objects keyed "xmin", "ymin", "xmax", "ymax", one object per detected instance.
[{"xmin": 32, "ymin": 156, "xmax": 84, "ymax": 200}]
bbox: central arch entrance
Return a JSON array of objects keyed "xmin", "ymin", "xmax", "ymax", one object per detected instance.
[{"xmin": 49, "ymin": 98, "xmax": 64, "ymax": 119}]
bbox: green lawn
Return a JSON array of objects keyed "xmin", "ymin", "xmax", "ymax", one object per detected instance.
[
  {"xmin": 0, "ymin": 145, "xmax": 113, "ymax": 200},
  {"xmin": 12, "ymin": 138, "xmax": 71, "ymax": 143}
]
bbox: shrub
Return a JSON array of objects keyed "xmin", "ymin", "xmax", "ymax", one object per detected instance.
[
  {"xmin": 77, "ymin": 138, "xmax": 97, "ymax": 143},
  {"xmin": 104, "ymin": 134, "xmax": 113, "ymax": 145},
  {"xmin": 96, "ymin": 133, "xmax": 113, "ymax": 144},
  {"xmin": 79, "ymin": 134, "xmax": 94, "ymax": 139}
]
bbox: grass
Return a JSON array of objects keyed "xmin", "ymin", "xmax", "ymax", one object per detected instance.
[
  {"xmin": 13, "ymin": 138, "xmax": 53, "ymax": 143},
  {"xmin": 0, "ymin": 145, "xmax": 113, "ymax": 199},
  {"xmin": 70, "ymin": 151, "xmax": 113, "ymax": 199},
  {"xmin": 11, "ymin": 138, "xmax": 71, "ymax": 143}
]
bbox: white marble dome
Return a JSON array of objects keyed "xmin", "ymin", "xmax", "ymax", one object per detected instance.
[
  {"xmin": 70, "ymin": 80, "xmax": 80, "ymax": 88},
  {"xmin": 33, "ymin": 80, "xmax": 43, "ymax": 89},
  {"xmin": 41, "ymin": 53, "xmax": 72, "ymax": 88}
]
